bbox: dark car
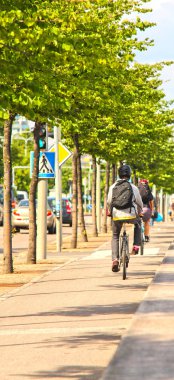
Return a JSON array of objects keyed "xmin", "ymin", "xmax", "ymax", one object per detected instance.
[
  {"xmin": 0, "ymin": 203, "xmax": 3, "ymax": 226},
  {"xmin": 0, "ymin": 185, "xmax": 18, "ymax": 225},
  {"xmin": 47, "ymin": 196, "xmax": 72, "ymax": 227},
  {"xmin": 0, "ymin": 185, "xmax": 18, "ymax": 209}
]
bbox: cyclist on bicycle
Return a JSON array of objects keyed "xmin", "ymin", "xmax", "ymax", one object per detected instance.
[
  {"xmin": 107, "ymin": 164, "xmax": 143, "ymax": 272},
  {"xmin": 138, "ymin": 179, "xmax": 154, "ymax": 242}
]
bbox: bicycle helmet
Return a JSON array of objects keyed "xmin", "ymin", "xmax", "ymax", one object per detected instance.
[
  {"xmin": 139, "ymin": 179, "xmax": 149, "ymax": 184},
  {"xmin": 118, "ymin": 164, "xmax": 131, "ymax": 178}
]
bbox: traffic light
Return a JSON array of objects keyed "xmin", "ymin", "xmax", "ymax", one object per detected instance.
[{"xmin": 39, "ymin": 123, "xmax": 47, "ymax": 150}]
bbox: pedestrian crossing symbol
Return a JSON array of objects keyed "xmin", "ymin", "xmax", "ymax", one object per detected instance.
[
  {"xmin": 30, "ymin": 151, "xmax": 55, "ymax": 178},
  {"xmin": 39, "ymin": 153, "xmax": 54, "ymax": 174}
]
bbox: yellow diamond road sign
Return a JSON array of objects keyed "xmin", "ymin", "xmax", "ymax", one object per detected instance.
[{"xmin": 49, "ymin": 141, "xmax": 72, "ymax": 167}]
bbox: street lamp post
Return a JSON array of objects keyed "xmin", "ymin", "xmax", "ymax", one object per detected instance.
[
  {"xmin": 11, "ymin": 133, "xmax": 33, "ymax": 156},
  {"xmin": 12, "ymin": 166, "xmax": 30, "ymax": 188}
]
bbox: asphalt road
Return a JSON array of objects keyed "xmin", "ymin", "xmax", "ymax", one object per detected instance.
[
  {"xmin": 0, "ymin": 224, "xmax": 72, "ymax": 253},
  {"xmin": 0, "ymin": 215, "xmax": 92, "ymax": 254}
]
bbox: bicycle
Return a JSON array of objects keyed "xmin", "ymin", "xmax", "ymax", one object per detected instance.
[
  {"xmin": 119, "ymin": 223, "xmax": 130, "ymax": 280},
  {"xmin": 140, "ymin": 217, "xmax": 145, "ymax": 255}
]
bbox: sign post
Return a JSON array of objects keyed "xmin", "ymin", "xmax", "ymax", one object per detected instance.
[
  {"xmin": 36, "ymin": 123, "xmax": 48, "ymax": 261},
  {"xmin": 36, "ymin": 179, "xmax": 48, "ymax": 260},
  {"xmin": 48, "ymin": 132, "xmax": 72, "ymax": 253},
  {"xmin": 54, "ymin": 126, "xmax": 62, "ymax": 253},
  {"xmin": 30, "ymin": 134, "xmax": 56, "ymax": 260},
  {"xmin": 49, "ymin": 132, "xmax": 72, "ymax": 253},
  {"xmin": 96, "ymin": 160, "xmax": 101, "ymax": 233}
]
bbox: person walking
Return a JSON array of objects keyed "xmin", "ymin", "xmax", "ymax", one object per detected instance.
[
  {"xmin": 169, "ymin": 197, "xmax": 174, "ymax": 221},
  {"xmin": 138, "ymin": 179, "xmax": 154, "ymax": 242},
  {"xmin": 107, "ymin": 164, "xmax": 143, "ymax": 272}
]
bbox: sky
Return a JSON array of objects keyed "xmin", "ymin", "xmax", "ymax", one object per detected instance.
[{"xmin": 136, "ymin": 0, "xmax": 174, "ymax": 101}]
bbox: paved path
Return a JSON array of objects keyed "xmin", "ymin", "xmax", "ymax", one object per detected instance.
[
  {"xmin": 102, "ymin": 224, "xmax": 174, "ymax": 380},
  {"xmin": 0, "ymin": 222, "xmax": 173, "ymax": 379}
]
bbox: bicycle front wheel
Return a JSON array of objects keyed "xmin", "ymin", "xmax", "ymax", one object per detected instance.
[{"xmin": 140, "ymin": 239, "xmax": 144, "ymax": 255}]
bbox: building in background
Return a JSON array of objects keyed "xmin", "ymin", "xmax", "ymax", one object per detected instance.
[{"xmin": 12, "ymin": 115, "xmax": 34, "ymax": 135}]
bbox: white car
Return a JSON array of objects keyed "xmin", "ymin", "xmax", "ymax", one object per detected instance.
[
  {"xmin": 12, "ymin": 199, "xmax": 56, "ymax": 234},
  {"xmin": 17, "ymin": 191, "xmax": 28, "ymax": 202}
]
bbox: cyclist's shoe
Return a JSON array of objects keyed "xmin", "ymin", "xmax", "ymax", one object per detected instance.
[
  {"xmin": 112, "ymin": 259, "xmax": 120, "ymax": 272},
  {"xmin": 131, "ymin": 245, "xmax": 139, "ymax": 255},
  {"xmin": 145, "ymin": 236, "xmax": 150, "ymax": 242}
]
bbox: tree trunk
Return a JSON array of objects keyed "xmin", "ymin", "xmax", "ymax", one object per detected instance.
[
  {"xmin": 102, "ymin": 162, "xmax": 110, "ymax": 233},
  {"xmin": 112, "ymin": 164, "xmax": 116, "ymax": 184},
  {"xmin": 74, "ymin": 134, "xmax": 88, "ymax": 242},
  {"xmin": 71, "ymin": 147, "xmax": 78, "ymax": 248},
  {"xmin": 27, "ymin": 121, "xmax": 40, "ymax": 264},
  {"xmin": 91, "ymin": 156, "xmax": 98, "ymax": 237},
  {"xmin": 2, "ymin": 112, "xmax": 16, "ymax": 274},
  {"xmin": 116, "ymin": 164, "xmax": 119, "ymax": 182},
  {"xmin": 133, "ymin": 169, "xmax": 138, "ymax": 185},
  {"xmin": 108, "ymin": 163, "xmax": 116, "ymax": 232}
]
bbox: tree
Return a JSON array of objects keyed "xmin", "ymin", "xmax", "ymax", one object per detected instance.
[
  {"xmin": 2, "ymin": 112, "xmax": 16, "ymax": 273},
  {"xmin": 27, "ymin": 122, "xmax": 41, "ymax": 264},
  {"xmin": 71, "ymin": 148, "xmax": 78, "ymax": 249},
  {"xmin": 75, "ymin": 134, "xmax": 88, "ymax": 242},
  {"xmin": 102, "ymin": 162, "xmax": 110, "ymax": 233},
  {"xmin": 91, "ymin": 157, "xmax": 98, "ymax": 237},
  {"xmin": 1, "ymin": 0, "xmax": 174, "ymax": 262}
]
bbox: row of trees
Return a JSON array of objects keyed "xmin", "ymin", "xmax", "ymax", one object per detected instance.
[{"xmin": 1, "ymin": 0, "xmax": 174, "ymax": 273}]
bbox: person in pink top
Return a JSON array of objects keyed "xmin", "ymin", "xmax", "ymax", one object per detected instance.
[{"xmin": 138, "ymin": 179, "xmax": 154, "ymax": 242}]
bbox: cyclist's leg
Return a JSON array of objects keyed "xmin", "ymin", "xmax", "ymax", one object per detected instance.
[
  {"xmin": 144, "ymin": 219, "xmax": 150, "ymax": 242},
  {"xmin": 112, "ymin": 220, "xmax": 122, "ymax": 272},
  {"xmin": 131, "ymin": 217, "xmax": 141, "ymax": 255}
]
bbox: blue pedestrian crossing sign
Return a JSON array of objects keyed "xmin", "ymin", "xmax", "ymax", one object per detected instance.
[{"xmin": 30, "ymin": 152, "xmax": 55, "ymax": 178}]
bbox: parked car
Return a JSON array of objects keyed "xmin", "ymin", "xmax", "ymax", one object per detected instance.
[
  {"xmin": 0, "ymin": 203, "xmax": 3, "ymax": 226},
  {"xmin": 0, "ymin": 185, "xmax": 18, "ymax": 208},
  {"xmin": 12, "ymin": 199, "xmax": 56, "ymax": 234},
  {"xmin": 17, "ymin": 191, "xmax": 28, "ymax": 202},
  {"xmin": 47, "ymin": 196, "xmax": 72, "ymax": 226},
  {"xmin": 0, "ymin": 185, "xmax": 18, "ymax": 226}
]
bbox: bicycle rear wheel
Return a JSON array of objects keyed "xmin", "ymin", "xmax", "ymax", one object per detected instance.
[
  {"xmin": 122, "ymin": 240, "xmax": 127, "ymax": 280},
  {"xmin": 140, "ymin": 221, "xmax": 145, "ymax": 255}
]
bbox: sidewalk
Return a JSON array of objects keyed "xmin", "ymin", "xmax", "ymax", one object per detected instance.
[
  {"xmin": 0, "ymin": 221, "xmax": 173, "ymax": 379},
  {"xmin": 102, "ymin": 223, "xmax": 174, "ymax": 380},
  {"xmin": 0, "ymin": 227, "xmax": 112, "ymax": 295}
]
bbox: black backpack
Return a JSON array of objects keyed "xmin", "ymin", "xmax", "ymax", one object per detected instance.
[
  {"xmin": 138, "ymin": 182, "xmax": 151, "ymax": 204},
  {"xmin": 110, "ymin": 180, "xmax": 134, "ymax": 211}
]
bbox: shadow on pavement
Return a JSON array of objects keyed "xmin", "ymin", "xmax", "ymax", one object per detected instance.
[{"xmin": 17, "ymin": 365, "xmax": 104, "ymax": 379}]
